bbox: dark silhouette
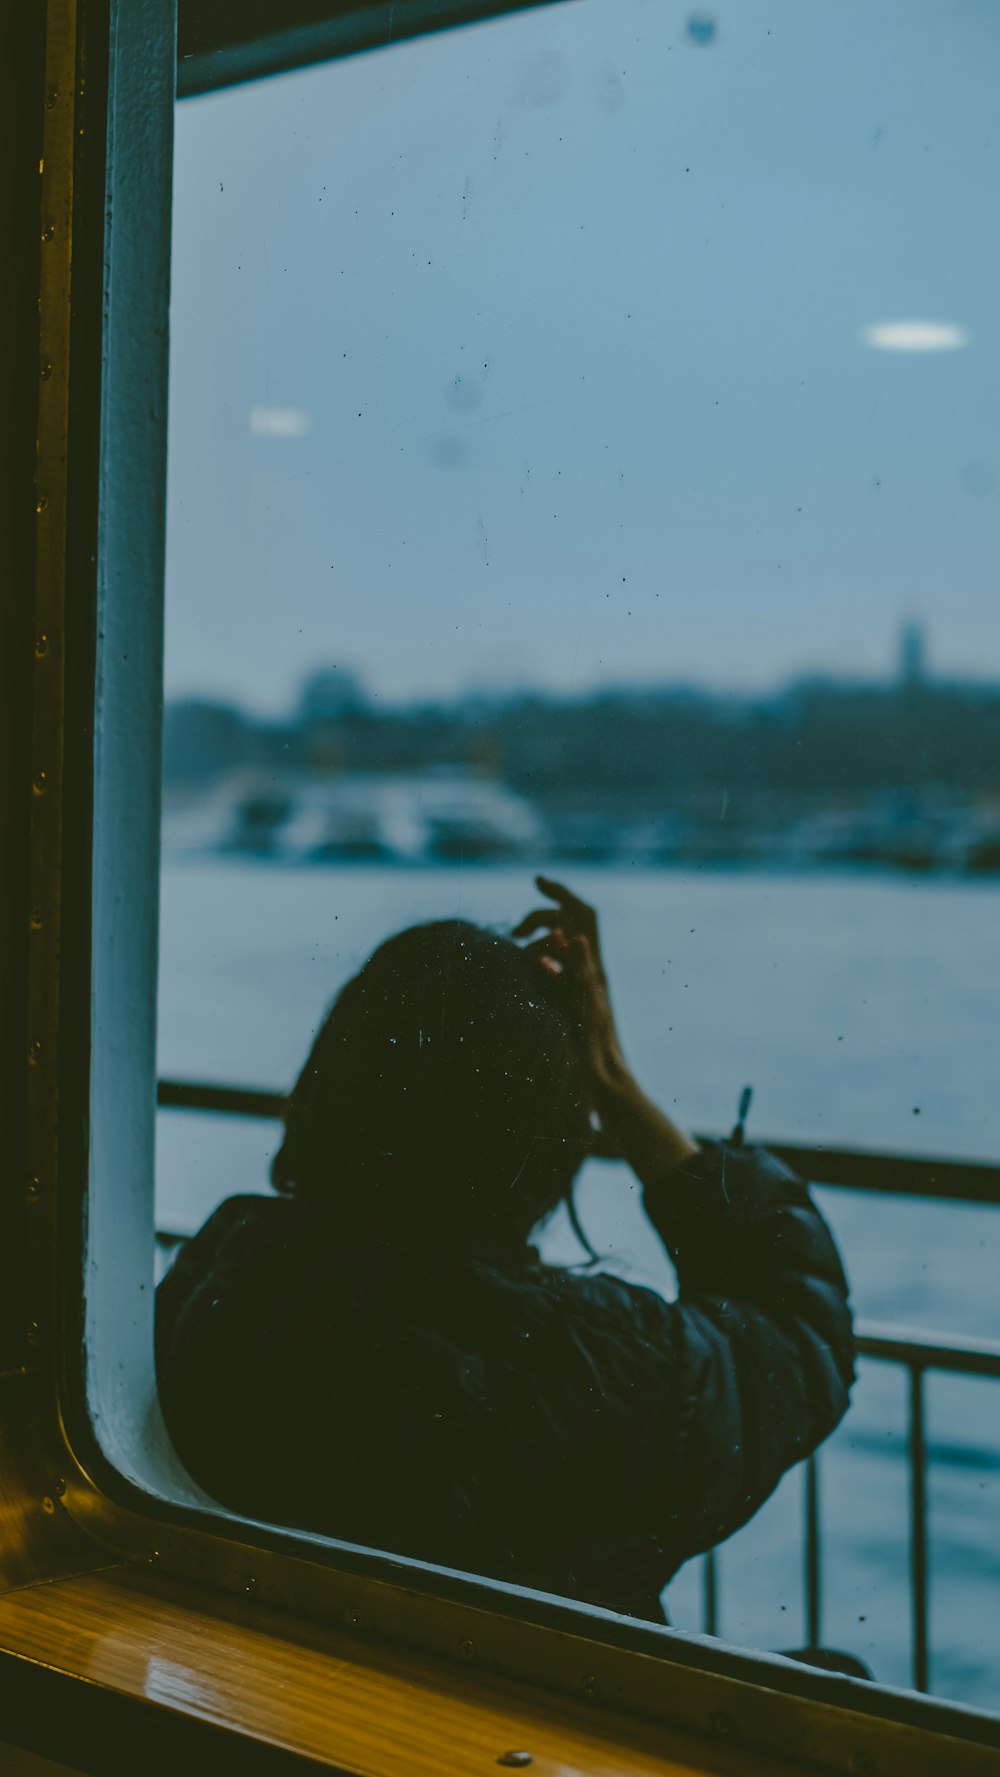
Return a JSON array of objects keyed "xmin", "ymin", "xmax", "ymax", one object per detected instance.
[
  {"xmin": 157, "ymin": 880, "xmax": 855, "ymax": 1621},
  {"xmin": 271, "ymin": 915, "xmax": 592, "ymax": 1254}
]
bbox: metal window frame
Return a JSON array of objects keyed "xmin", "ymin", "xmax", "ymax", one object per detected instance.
[
  {"xmin": 13, "ymin": 0, "xmax": 1000, "ymax": 1769},
  {"xmin": 176, "ymin": 0, "xmax": 577, "ymax": 96}
]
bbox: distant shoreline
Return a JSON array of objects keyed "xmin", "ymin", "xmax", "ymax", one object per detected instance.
[{"xmin": 159, "ymin": 849, "xmax": 1000, "ymax": 885}]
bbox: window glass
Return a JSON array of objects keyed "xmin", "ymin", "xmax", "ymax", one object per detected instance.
[{"xmin": 161, "ymin": 0, "xmax": 1000, "ymax": 1706}]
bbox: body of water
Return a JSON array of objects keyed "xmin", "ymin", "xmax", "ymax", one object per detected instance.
[{"xmin": 156, "ymin": 860, "xmax": 1000, "ymax": 1707}]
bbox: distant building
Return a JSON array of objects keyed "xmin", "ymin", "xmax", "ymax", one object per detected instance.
[
  {"xmin": 898, "ymin": 620, "xmax": 928, "ymax": 689},
  {"xmin": 296, "ymin": 665, "xmax": 369, "ymax": 724}
]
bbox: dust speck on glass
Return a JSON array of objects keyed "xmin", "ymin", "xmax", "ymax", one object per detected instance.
[{"xmin": 159, "ymin": 0, "xmax": 1000, "ymax": 1708}]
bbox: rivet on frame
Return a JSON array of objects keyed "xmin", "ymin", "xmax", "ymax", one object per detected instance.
[{"xmin": 710, "ymin": 1711, "xmax": 738, "ymax": 1739}]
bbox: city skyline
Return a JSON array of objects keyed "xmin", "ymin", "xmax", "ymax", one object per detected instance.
[{"xmin": 169, "ymin": 616, "xmax": 949, "ymax": 719}]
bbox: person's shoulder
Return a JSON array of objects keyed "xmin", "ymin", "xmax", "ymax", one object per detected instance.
[
  {"xmin": 156, "ymin": 1194, "xmax": 329, "ymax": 1377},
  {"xmin": 159, "ymin": 1193, "xmax": 310, "ymax": 1293},
  {"xmin": 531, "ymin": 1260, "xmax": 677, "ymax": 1347},
  {"xmin": 192, "ymin": 1191, "xmax": 300, "ymax": 1247}
]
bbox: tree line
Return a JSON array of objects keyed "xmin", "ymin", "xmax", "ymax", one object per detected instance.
[{"xmin": 164, "ymin": 675, "xmax": 1000, "ymax": 818}]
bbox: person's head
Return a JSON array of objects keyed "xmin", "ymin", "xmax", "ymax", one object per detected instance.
[{"xmin": 272, "ymin": 920, "xmax": 591, "ymax": 1253}]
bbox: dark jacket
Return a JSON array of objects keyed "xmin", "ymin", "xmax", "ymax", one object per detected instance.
[{"xmin": 156, "ymin": 1141, "xmax": 854, "ymax": 1620}]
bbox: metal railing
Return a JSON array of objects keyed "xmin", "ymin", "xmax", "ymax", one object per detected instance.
[
  {"xmin": 705, "ymin": 1320, "xmax": 1000, "ymax": 1695},
  {"xmin": 156, "ymin": 1078, "xmax": 1000, "ymax": 1205},
  {"xmin": 155, "ymin": 1076, "xmax": 1000, "ymax": 1692}
]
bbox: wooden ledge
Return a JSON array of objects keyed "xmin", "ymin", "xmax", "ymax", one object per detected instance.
[{"xmin": 0, "ymin": 1564, "xmax": 791, "ymax": 1776}]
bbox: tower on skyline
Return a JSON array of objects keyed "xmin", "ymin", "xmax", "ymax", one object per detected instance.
[{"xmin": 898, "ymin": 619, "xmax": 929, "ymax": 689}]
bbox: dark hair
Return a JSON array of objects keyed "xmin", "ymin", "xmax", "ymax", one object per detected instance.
[{"xmin": 272, "ymin": 920, "xmax": 591, "ymax": 1250}]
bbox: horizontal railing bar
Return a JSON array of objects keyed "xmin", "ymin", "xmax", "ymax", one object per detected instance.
[
  {"xmin": 156, "ymin": 1229, "xmax": 188, "ymax": 1250},
  {"xmin": 855, "ymin": 1319, "xmax": 1000, "ymax": 1378},
  {"xmin": 156, "ymin": 1079, "xmax": 1000, "ymax": 1205},
  {"xmin": 759, "ymin": 1141, "xmax": 1000, "ymax": 1208},
  {"xmin": 158, "ymin": 1079, "xmax": 288, "ymax": 1118}
]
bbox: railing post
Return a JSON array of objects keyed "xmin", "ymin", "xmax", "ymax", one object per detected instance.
[
  {"xmin": 909, "ymin": 1364, "xmax": 930, "ymax": 1693},
  {"xmin": 804, "ymin": 1453, "xmax": 821, "ymax": 1649},
  {"xmin": 702, "ymin": 1548, "xmax": 718, "ymax": 1638}
]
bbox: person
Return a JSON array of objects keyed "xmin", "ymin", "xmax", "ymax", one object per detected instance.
[{"xmin": 156, "ymin": 878, "xmax": 855, "ymax": 1624}]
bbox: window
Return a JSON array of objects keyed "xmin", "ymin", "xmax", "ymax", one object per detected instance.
[{"xmin": 67, "ymin": 0, "xmax": 1000, "ymax": 1751}]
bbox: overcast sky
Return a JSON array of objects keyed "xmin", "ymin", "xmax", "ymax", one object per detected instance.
[{"xmin": 165, "ymin": 0, "xmax": 1000, "ymax": 714}]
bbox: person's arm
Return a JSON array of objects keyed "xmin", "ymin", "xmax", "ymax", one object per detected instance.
[
  {"xmin": 513, "ymin": 874, "xmax": 700, "ymax": 1181},
  {"xmin": 515, "ymin": 878, "xmax": 854, "ymax": 1563},
  {"xmin": 643, "ymin": 1135, "xmax": 854, "ymax": 1557}
]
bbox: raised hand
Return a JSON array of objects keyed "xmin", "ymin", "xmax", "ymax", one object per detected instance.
[
  {"xmin": 514, "ymin": 876, "xmax": 699, "ymax": 1184},
  {"xmin": 513, "ymin": 876, "xmax": 627, "ymax": 1093}
]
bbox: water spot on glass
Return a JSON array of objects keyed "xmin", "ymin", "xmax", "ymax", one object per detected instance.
[
  {"xmin": 511, "ymin": 50, "xmax": 570, "ymax": 110},
  {"xmin": 429, "ymin": 435, "xmax": 469, "ymax": 470},
  {"xmin": 686, "ymin": 13, "xmax": 718, "ymax": 47},
  {"xmin": 592, "ymin": 62, "xmax": 625, "ymax": 115},
  {"xmin": 446, "ymin": 373, "xmax": 484, "ymax": 415}
]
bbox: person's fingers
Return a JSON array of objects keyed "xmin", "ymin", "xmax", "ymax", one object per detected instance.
[
  {"xmin": 535, "ymin": 874, "xmax": 587, "ymax": 910},
  {"xmin": 521, "ymin": 933, "xmax": 568, "ymax": 960},
  {"xmin": 573, "ymin": 928, "xmax": 611, "ymax": 997},
  {"xmin": 569, "ymin": 932, "xmax": 598, "ymax": 977},
  {"xmin": 535, "ymin": 876, "xmax": 598, "ymax": 934},
  {"xmin": 512, "ymin": 907, "xmax": 569, "ymax": 939}
]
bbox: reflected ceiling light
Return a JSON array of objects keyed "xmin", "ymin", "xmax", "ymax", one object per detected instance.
[
  {"xmin": 862, "ymin": 321, "xmax": 969, "ymax": 353},
  {"xmin": 250, "ymin": 406, "xmax": 313, "ymax": 437}
]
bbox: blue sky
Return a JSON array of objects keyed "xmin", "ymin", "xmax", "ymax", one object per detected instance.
[{"xmin": 166, "ymin": 0, "xmax": 1000, "ymax": 713}]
